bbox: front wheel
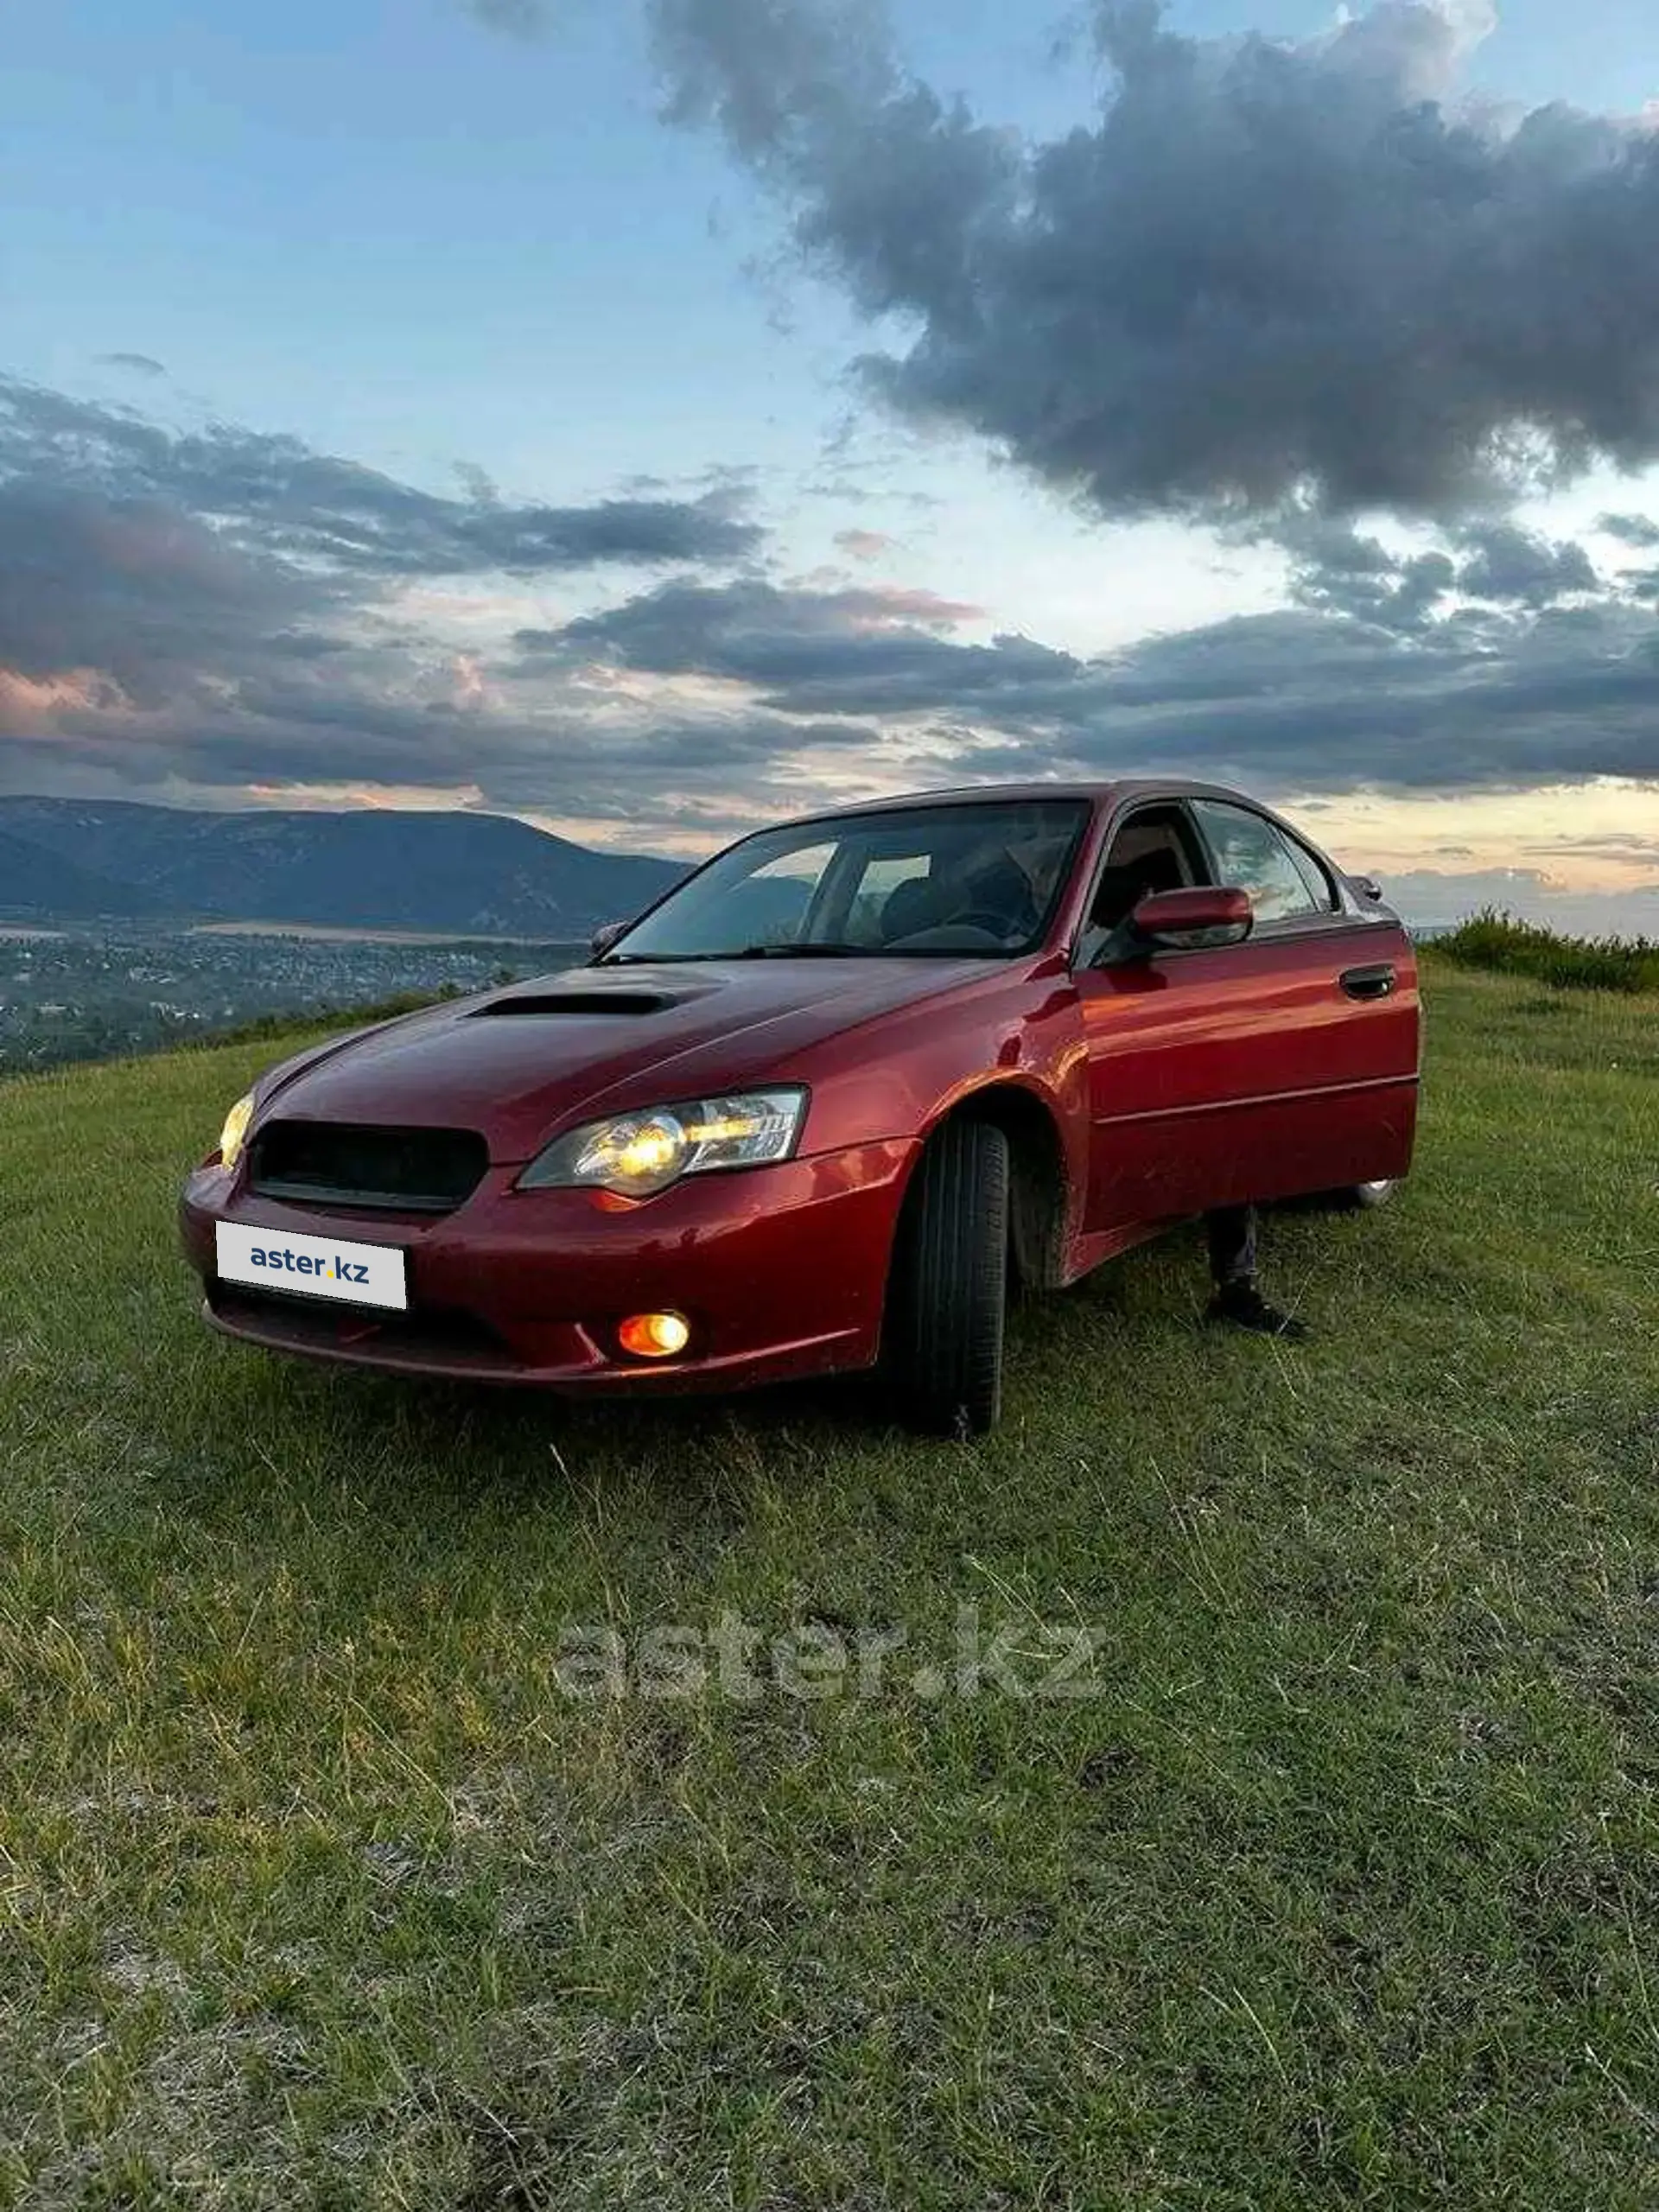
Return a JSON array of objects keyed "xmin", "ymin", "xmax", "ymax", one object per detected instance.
[{"xmin": 887, "ymin": 1120, "xmax": 1009, "ymax": 1439}]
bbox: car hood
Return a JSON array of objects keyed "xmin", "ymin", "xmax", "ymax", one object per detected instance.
[{"xmin": 256, "ymin": 957, "xmax": 992, "ymax": 1161}]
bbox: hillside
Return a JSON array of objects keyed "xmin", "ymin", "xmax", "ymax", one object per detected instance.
[
  {"xmin": 0, "ymin": 796, "xmax": 686, "ymax": 936},
  {"xmin": 2, "ymin": 966, "xmax": 1656, "ymax": 2206},
  {"xmin": 0, "ymin": 826, "xmax": 175, "ymax": 919}
]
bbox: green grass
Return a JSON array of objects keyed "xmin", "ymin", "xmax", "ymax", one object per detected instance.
[
  {"xmin": 1430, "ymin": 910, "xmax": 1659, "ymax": 994},
  {"xmin": 2, "ymin": 966, "xmax": 1657, "ymax": 2208}
]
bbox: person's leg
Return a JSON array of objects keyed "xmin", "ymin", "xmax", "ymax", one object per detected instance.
[
  {"xmin": 1205, "ymin": 1204, "xmax": 1309, "ymax": 1339},
  {"xmin": 1205, "ymin": 1204, "xmax": 1257, "ymax": 1288}
]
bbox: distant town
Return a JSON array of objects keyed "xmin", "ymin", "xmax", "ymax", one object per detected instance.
[{"xmin": 0, "ymin": 925, "xmax": 584, "ymax": 1076}]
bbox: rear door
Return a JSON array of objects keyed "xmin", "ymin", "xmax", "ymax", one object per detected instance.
[{"xmin": 1075, "ymin": 795, "xmax": 1420, "ymax": 1232}]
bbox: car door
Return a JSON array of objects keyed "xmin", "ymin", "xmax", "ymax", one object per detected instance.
[{"xmin": 1074, "ymin": 794, "xmax": 1420, "ymax": 1233}]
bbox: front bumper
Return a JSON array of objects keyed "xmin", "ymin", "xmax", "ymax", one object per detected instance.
[{"xmin": 179, "ymin": 1139, "xmax": 917, "ymax": 1393}]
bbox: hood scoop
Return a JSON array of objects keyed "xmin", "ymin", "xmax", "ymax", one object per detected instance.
[{"xmin": 470, "ymin": 989, "xmax": 680, "ymax": 1019}]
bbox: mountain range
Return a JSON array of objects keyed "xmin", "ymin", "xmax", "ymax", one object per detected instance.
[{"xmin": 0, "ymin": 798, "xmax": 688, "ymax": 937}]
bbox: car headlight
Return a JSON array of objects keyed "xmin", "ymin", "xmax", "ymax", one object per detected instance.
[
  {"xmin": 518, "ymin": 1087, "xmax": 808, "ymax": 1198},
  {"xmin": 219, "ymin": 1092, "xmax": 256, "ymax": 1172}
]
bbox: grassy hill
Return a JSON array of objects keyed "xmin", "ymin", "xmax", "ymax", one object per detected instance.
[{"xmin": 2, "ymin": 965, "xmax": 1656, "ymax": 2208}]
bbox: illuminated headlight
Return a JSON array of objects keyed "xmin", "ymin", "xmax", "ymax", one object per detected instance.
[
  {"xmin": 518, "ymin": 1087, "xmax": 808, "ymax": 1198},
  {"xmin": 218, "ymin": 1092, "xmax": 256, "ymax": 1172}
]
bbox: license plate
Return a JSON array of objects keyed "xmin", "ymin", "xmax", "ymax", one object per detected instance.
[{"xmin": 215, "ymin": 1222, "xmax": 408, "ymax": 1312}]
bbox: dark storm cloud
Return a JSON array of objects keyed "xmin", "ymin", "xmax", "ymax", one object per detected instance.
[
  {"xmin": 0, "ymin": 686, "xmax": 885, "ymax": 835},
  {"xmin": 1600, "ymin": 512, "xmax": 1659, "ymax": 549},
  {"xmin": 97, "ymin": 352, "xmax": 167, "ymax": 378},
  {"xmin": 526, "ymin": 566, "xmax": 1659, "ymax": 798},
  {"xmin": 0, "ymin": 378, "xmax": 761, "ymax": 584},
  {"xmin": 0, "ymin": 376, "xmax": 791, "ymax": 828},
  {"xmin": 0, "ymin": 371, "xmax": 760, "ymax": 720},
  {"xmin": 0, "ymin": 477, "xmax": 339, "ymax": 698},
  {"xmin": 639, "ymin": 0, "xmax": 1659, "ymax": 524},
  {"xmin": 523, "ymin": 577, "xmax": 1077, "ymax": 709},
  {"xmin": 1287, "ymin": 525, "xmax": 1457, "ymax": 631},
  {"xmin": 1285, "ymin": 519, "xmax": 1601, "ymax": 629},
  {"xmin": 451, "ymin": 0, "xmax": 1659, "ymax": 828},
  {"xmin": 1452, "ymin": 524, "xmax": 1599, "ymax": 605},
  {"xmin": 444, "ymin": 0, "xmax": 1659, "ymax": 829},
  {"xmin": 1022, "ymin": 602, "xmax": 1659, "ymax": 794}
]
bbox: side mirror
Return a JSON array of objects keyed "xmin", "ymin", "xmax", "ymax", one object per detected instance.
[
  {"xmin": 1130, "ymin": 886, "xmax": 1254, "ymax": 950},
  {"xmin": 589, "ymin": 918, "xmax": 630, "ymax": 960}
]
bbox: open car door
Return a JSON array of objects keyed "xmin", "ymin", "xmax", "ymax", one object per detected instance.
[{"xmin": 1075, "ymin": 793, "xmax": 1420, "ymax": 1233}]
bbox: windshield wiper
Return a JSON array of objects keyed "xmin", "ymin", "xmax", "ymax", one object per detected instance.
[
  {"xmin": 597, "ymin": 944, "xmax": 870, "ymax": 966},
  {"xmin": 728, "ymin": 943, "xmax": 869, "ymax": 959}
]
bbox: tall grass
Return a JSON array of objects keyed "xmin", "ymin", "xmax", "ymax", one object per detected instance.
[
  {"xmin": 1429, "ymin": 907, "xmax": 1659, "ymax": 993},
  {"xmin": 3, "ymin": 968, "xmax": 1658, "ymax": 2205}
]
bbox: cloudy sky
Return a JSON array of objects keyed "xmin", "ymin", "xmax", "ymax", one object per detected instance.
[{"xmin": 5, "ymin": 0, "xmax": 1659, "ymax": 925}]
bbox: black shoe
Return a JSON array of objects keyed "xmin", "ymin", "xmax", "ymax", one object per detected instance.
[{"xmin": 1207, "ymin": 1282, "xmax": 1310, "ymax": 1341}]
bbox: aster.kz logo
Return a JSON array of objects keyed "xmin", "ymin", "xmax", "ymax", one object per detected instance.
[
  {"xmin": 247, "ymin": 1245, "xmax": 371, "ymax": 1287},
  {"xmin": 213, "ymin": 1222, "xmax": 409, "ymax": 1311}
]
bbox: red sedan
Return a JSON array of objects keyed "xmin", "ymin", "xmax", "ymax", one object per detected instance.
[{"xmin": 181, "ymin": 782, "xmax": 1421, "ymax": 1433}]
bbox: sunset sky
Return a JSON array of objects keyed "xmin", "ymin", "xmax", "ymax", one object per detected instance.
[{"xmin": 3, "ymin": 0, "xmax": 1658, "ymax": 927}]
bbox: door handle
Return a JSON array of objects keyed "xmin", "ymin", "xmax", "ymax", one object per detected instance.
[{"xmin": 1340, "ymin": 963, "xmax": 1397, "ymax": 1001}]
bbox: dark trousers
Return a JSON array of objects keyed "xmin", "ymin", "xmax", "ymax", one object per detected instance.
[{"xmin": 1206, "ymin": 1205, "xmax": 1259, "ymax": 1288}]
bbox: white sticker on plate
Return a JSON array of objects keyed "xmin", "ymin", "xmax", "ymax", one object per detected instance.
[{"xmin": 215, "ymin": 1222, "xmax": 408, "ymax": 1312}]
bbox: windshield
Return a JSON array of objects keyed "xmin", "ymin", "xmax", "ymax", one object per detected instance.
[{"xmin": 603, "ymin": 800, "xmax": 1091, "ymax": 963}]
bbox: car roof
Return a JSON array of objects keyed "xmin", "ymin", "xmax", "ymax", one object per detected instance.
[{"xmin": 774, "ymin": 779, "xmax": 1256, "ymax": 825}]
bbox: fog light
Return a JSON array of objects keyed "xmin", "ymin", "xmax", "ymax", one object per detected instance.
[{"xmin": 618, "ymin": 1311, "xmax": 691, "ymax": 1360}]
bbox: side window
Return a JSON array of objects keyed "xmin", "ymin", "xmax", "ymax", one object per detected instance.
[
  {"xmin": 1284, "ymin": 836, "xmax": 1339, "ymax": 912},
  {"xmin": 1189, "ymin": 802, "xmax": 1334, "ymax": 926},
  {"xmin": 1086, "ymin": 807, "xmax": 1201, "ymax": 932},
  {"xmin": 1077, "ymin": 804, "xmax": 1208, "ymax": 963}
]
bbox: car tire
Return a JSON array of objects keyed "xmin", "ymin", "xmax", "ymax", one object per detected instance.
[{"xmin": 887, "ymin": 1118, "xmax": 1009, "ymax": 1440}]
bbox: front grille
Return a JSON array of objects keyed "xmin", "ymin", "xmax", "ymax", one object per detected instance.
[{"xmin": 248, "ymin": 1121, "xmax": 489, "ymax": 1214}]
